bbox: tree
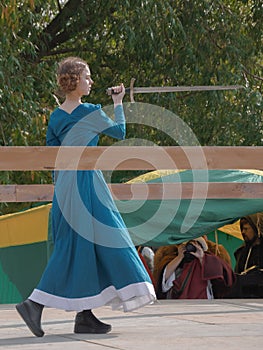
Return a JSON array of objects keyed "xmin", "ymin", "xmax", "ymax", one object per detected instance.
[{"xmin": 0, "ymin": 0, "xmax": 262, "ymax": 213}]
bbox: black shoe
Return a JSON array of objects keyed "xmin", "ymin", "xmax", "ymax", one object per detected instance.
[
  {"xmin": 74, "ymin": 310, "xmax": 112, "ymax": 334},
  {"xmin": 16, "ymin": 299, "xmax": 44, "ymax": 337}
]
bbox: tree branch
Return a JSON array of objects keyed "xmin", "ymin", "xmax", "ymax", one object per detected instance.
[
  {"xmin": 35, "ymin": 0, "xmax": 90, "ymax": 58},
  {"xmin": 242, "ymin": 66, "xmax": 263, "ymax": 82},
  {"xmin": 56, "ymin": 0, "xmax": 62, "ymax": 12}
]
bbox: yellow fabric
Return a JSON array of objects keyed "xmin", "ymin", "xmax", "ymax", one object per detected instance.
[
  {"xmin": 241, "ymin": 169, "xmax": 263, "ymax": 176},
  {"xmin": 0, "ymin": 204, "xmax": 52, "ymax": 248},
  {"xmin": 127, "ymin": 169, "xmax": 186, "ymax": 184},
  {"xmin": 218, "ymin": 220, "xmax": 242, "ymax": 240}
]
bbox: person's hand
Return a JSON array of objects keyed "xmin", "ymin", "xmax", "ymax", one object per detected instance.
[
  {"xmin": 111, "ymin": 83, "xmax": 125, "ymax": 105},
  {"xmin": 189, "ymin": 241, "xmax": 204, "ymax": 262}
]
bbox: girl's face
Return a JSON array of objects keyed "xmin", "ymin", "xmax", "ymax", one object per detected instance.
[{"xmin": 76, "ymin": 66, "xmax": 94, "ymax": 96}]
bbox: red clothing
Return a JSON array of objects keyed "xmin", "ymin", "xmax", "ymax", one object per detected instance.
[{"xmin": 169, "ymin": 253, "xmax": 235, "ymax": 299}]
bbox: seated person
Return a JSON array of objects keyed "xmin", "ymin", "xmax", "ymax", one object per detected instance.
[
  {"xmin": 154, "ymin": 237, "xmax": 235, "ymax": 299},
  {"xmin": 227, "ymin": 212, "xmax": 263, "ymax": 298}
]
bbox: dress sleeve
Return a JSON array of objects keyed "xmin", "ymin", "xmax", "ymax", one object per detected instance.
[
  {"xmin": 98, "ymin": 105, "xmax": 126, "ymax": 140},
  {"xmin": 84, "ymin": 104, "xmax": 125, "ymax": 140}
]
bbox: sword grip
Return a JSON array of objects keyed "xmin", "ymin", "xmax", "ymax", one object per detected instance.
[{"xmin": 106, "ymin": 87, "xmax": 130, "ymax": 95}]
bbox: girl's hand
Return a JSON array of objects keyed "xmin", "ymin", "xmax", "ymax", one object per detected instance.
[{"xmin": 111, "ymin": 83, "xmax": 125, "ymax": 105}]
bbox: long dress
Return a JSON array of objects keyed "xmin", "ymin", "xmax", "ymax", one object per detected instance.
[{"xmin": 29, "ymin": 103, "xmax": 156, "ymax": 312}]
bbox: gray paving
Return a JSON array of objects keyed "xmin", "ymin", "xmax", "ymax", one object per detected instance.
[{"xmin": 1, "ymin": 299, "xmax": 263, "ymax": 349}]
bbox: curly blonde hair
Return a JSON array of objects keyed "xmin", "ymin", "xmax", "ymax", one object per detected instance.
[{"xmin": 56, "ymin": 57, "xmax": 88, "ymax": 96}]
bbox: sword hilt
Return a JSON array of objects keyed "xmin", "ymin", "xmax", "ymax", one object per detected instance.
[
  {"xmin": 106, "ymin": 87, "xmax": 131, "ymax": 95},
  {"xmin": 106, "ymin": 78, "xmax": 136, "ymax": 102}
]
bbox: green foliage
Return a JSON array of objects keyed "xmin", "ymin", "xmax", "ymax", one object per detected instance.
[{"xmin": 0, "ymin": 0, "xmax": 262, "ymax": 213}]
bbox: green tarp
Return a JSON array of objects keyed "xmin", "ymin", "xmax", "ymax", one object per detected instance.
[{"xmin": 116, "ymin": 170, "xmax": 263, "ymax": 247}]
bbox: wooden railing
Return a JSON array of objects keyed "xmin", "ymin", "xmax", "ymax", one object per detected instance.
[{"xmin": 0, "ymin": 146, "xmax": 263, "ymax": 202}]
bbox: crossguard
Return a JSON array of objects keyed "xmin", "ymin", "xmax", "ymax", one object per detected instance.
[
  {"xmin": 129, "ymin": 78, "xmax": 135, "ymax": 103},
  {"xmin": 106, "ymin": 78, "xmax": 136, "ymax": 102}
]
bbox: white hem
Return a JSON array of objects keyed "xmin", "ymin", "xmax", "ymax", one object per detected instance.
[{"xmin": 29, "ymin": 282, "xmax": 156, "ymax": 312}]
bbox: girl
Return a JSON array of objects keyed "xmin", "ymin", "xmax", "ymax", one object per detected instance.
[{"xmin": 16, "ymin": 57, "xmax": 156, "ymax": 337}]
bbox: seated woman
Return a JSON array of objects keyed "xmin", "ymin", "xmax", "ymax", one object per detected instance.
[{"xmin": 154, "ymin": 237, "xmax": 235, "ymax": 299}]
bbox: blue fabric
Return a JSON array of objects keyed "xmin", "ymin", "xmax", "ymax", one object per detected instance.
[{"xmin": 34, "ymin": 103, "xmax": 153, "ymax": 305}]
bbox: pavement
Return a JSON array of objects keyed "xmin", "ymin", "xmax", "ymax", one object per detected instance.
[{"xmin": 1, "ymin": 299, "xmax": 263, "ymax": 350}]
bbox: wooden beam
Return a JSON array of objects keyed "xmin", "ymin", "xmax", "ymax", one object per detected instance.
[
  {"xmin": 109, "ymin": 183, "xmax": 263, "ymax": 200},
  {"xmin": 1, "ymin": 183, "xmax": 263, "ymax": 202},
  {"xmin": 0, "ymin": 146, "xmax": 263, "ymax": 170},
  {"xmin": 0, "ymin": 185, "xmax": 54, "ymax": 202}
]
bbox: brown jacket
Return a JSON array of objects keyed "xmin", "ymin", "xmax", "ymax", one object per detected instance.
[{"xmin": 206, "ymin": 240, "xmax": 231, "ymax": 266}]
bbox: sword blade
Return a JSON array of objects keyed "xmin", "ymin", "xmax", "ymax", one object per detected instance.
[
  {"xmin": 132, "ymin": 85, "xmax": 244, "ymax": 93},
  {"xmin": 106, "ymin": 85, "xmax": 244, "ymax": 96}
]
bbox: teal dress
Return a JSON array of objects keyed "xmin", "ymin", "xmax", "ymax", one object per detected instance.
[{"xmin": 29, "ymin": 103, "xmax": 156, "ymax": 312}]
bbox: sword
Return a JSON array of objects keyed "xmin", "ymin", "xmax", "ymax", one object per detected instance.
[{"xmin": 106, "ymin": 78, "xmax": 244, "ymax": 102}]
